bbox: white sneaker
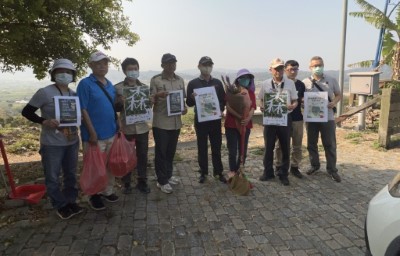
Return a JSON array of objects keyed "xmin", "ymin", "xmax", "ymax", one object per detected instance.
[
  {"xmin": 168, "ymin": 176, "xmax": 180, "ymax": 185},
  {"xmin": 157, "ymin": 183, "xmax": 173, "ymax": 194}
]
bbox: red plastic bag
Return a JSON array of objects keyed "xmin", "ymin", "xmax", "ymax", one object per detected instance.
[
  {"xmin": 108, "ymin": 132, "xmax": 137, "ymax": 177},
  {"xmin": 80, "ymin": 144, "xmax": 109, "ymax": 195}
]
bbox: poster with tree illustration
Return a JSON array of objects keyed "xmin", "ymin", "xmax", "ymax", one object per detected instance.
[
  {"xmin": 304, "ymin": 91, "xmax": 328, "ymax": 122},
  {"xmin": 194, "ymin": 87, "xmax": 221, "ymax": 122},
  {"xmin": 123, "ymin": 86, "xmax": 152, "ymax": 125},
  {"xmin": 263, "ymin": 92, "xmax": 289, "ymax": 126}
]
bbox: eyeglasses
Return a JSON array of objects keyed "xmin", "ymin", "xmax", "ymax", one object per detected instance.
[{"xmin": 286, "ymin": 68, "xmax": 299, "ymax": 72}]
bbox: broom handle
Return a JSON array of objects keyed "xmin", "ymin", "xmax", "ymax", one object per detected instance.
[{"xmin": 0, "ymin": 139, "xmax": 17, "ymax": 195}]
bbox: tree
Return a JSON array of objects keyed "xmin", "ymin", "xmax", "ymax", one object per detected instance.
[
  {"xmin": 349, "ymin": 0, "xmax": 400, "ymax": 80},
  {"xmin": 0, "ymin": 0, "xmax": 139, "ymax": 79}
]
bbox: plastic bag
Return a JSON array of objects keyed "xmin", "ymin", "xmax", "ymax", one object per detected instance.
[
  {"xmin": 80, "ymin": 144, "xmax": 109, "ymax": 195},
  {"xmin": 108, "ymin": 132, "xmax": 137, "ymax": 177}
]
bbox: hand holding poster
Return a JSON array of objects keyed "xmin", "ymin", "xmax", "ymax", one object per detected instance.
[
  {"xmin": 263, "ymin": 92, "xmax": 289, "ymax": 126},
  {"xmin": 54, "ymin": 96, "xmax": 81, "ymax": 126},
  {"xmin": 304, "ymin": 91, "xmax": 328, "ymax": 122},
  {"xmin": 123, "ymin": 86, "xmax": 152, "ymax": 125},
  {"xmin": 167, "ymin": 90, "xmax": 184, "ymax": 116},
  {"xmin": 194, "ymin": 87, "xmax": 221, "ymax": 122}
]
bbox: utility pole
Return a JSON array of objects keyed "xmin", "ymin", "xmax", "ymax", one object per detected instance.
[{"xmin": 337, "ymin": 0, "xmax": 348, "ymax": 117}]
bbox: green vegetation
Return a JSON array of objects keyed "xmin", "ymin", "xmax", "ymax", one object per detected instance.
[{"xmin": 1, "ymin": 0, "xmax": 139, "ymax": 79}]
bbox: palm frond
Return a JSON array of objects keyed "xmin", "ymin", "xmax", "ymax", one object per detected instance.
[
  {"xmin": 349, "ymin": 0, "xmax": 396, "ymax": 30},
  {"xmin": 347, "ymin": 60, "xmax": 374, "ymax": 68}
]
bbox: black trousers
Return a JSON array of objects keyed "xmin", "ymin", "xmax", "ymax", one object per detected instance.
[
  {"xmin": 152, "ymin": 127, "xmax": 180, "ymax": 185},
  {"xmin": 121, "ymin": 132, "xmax": 149, "ymax": 185},
  {"xmin": 263, "ymin": 117, "xmax": 292, "ymax": 178},
  {"xmin": 194, "ymin": 120, "xmax": 223, "ymax": 175}
]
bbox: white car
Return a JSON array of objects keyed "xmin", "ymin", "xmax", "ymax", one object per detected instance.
[{"xmin": 365, "ymin": 172, "xmax": 400, "ymax": 256}]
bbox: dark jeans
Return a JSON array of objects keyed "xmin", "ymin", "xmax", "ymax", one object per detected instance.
[
  {"xmin": 195, "ymin": 120, "xmax": 223, "ymax": 175},
  {"xmin": 306, "ymin": 120, "xmax": 338, "ymax": 173},
  {"xmin": 121, "ymin": 132, "xmax": 149, "ymax": 185},
  {"xmin": 225, "ymin": 127, "xmax": 251, "ymax": 172},
  {"xmin": 39, "ymin": 141, "xmax": 79, "ymax": 209},
  {"xmin": 263, "ymin": 119, "xmax": 291, "ymax": 178},
  {"xmin": 152, "ymin": 127, "xmax": 180, "ymax": 185}
]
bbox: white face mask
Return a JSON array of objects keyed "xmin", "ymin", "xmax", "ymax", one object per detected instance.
[
  {"xmin": 55, "ymin": 73, "xmax": 73, "ymax": 85},
  {"xmin": 126, "ymin": 70, "xmax": 139, "ymax": 79},
  {"xmin": 199, "ymin": 66, "xmax": 213, "ymax": 76}
]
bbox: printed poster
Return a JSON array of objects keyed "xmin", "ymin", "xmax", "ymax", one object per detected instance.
[
  {"xmin": 54, "ymin": 96, "xmax": 81, "ymax": 126},
  {"xmin": 167, "ymin": 90, "xmax": 184, "ymax": 116},
  {"xmin": 304, "ymin": 91, "xmax": 328, "ymax": 122},
  {"xmin": 194, "ymin": 87, "xmax": 221, "ymax": 122},
  {"xmin": 123, "ymin": 86, "xmax": 152, "ymax": 125},
  {"xmin": 263, "ymin": 92, "xmax": 289, "ymax": 126}
]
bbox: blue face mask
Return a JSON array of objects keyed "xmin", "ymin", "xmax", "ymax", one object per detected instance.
[
  {"xmin": 312, "ymin": 66, "xmax": 324, "ymax": 76},
  {"xmin": 238, "ymin": 77, "xmax": 250, "ymax": 87}
]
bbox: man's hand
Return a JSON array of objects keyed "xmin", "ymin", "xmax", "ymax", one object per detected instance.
[
  {"xmin": 43, "ymin": 119, "xmax": 59, "ymax": 128},
  {"xmin": 182, "ymin": 107, "xmax": 188, "ymax": 115}
]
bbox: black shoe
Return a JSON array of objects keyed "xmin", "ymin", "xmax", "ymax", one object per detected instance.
[
  {"xmin": 330, "ymin": 172, "xmax": 342, "ymax": 183},
  {"xmin": 101, "ymin": 193, "xmax": 119, "ymax": 203},
  {"xmin": 122, "ymin": 184, "xmax": 132, "ymax": 194},
  {"xmin": 199, "ymin": 175, "xmax": 206, "ymax": 184},
  {"xmin": 290, "ymin": 167, "xmax": 303, "ymax": 179},
  {"xmin": 136, "ymin": 181, "xmax": 151, "ymax": 194},
  {"xmin": 259, "ymin": 174, "xmax": 275, "ymax": 181},
  {"xmin": 214, "ymin": 174, "xmax": 227, "ymax": 184},
  {"xmin": 68, "ymin": 203, "xmax": 84, "ymax": 216},
  {"xmin": 89, "ymin": 195, "xmax": 105, "ymax": 211},
  {"xmin": 56, "ymin": 205, "xmax": 74, "ymax": 220},
  {"xmin": 279, "ymin": 176, "xmax": 290, "ymax": 186},
  {"xmin": 306, "ymin": 166, "xmax": 320, "ymax": 175}
]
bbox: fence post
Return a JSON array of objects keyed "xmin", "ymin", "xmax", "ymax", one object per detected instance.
[{"xmin": 378, "ymin": 88, "xmax": 392, "ymax": 148}]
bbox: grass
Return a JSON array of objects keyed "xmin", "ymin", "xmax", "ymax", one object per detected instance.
[
  {"xmin": 182, "ymin": 107, "xmax": 195, "ymax": 125},
  {"xmin": 344, "ymin": 132, "xmax": 363, "ymax": 140}
]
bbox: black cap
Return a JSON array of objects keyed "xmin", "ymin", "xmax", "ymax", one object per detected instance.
[
  {"xmin": 161, "ymin": 53, "xmax": 177, "ymax": 63},
  {"xmin": 199, "ymin": 56, "xmax": 214, "ymax": 65}
]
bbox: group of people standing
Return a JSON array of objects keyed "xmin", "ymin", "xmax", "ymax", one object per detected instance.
[{"xmin": 21, "ymin": 51, "xmax": 341, "ymax": 220}]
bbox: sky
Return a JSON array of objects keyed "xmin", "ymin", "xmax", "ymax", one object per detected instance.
[{"xmin": 100, "ymin": 0, "xmax": 392, "ymax": 72}]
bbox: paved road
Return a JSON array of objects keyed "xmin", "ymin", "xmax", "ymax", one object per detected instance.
[{"xmin": 0, "ymin": 131, "xmax": 398, "ymax": 256}]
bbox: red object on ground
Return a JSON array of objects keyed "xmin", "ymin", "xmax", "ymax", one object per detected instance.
[{"xmin": 0, "ymin": 138, "xmax": 46, "ymax": 204}]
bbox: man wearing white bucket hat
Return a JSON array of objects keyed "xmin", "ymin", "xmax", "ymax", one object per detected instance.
[{"xmin": 22, "ymin": 58, "xmax": 84, "ymax": 219}]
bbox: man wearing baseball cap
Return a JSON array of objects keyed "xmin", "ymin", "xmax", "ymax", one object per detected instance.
[
  {"xmin": 186, "ymin": 56, "xmax": 227, "ymax": 184},
  {"xmin": 77, "ymin": 50, "xmax": 119, "ymax": 210},
  {"xmin": 150, "ymin": 53, "xmax": 187, "ymax": 194},
  {"xmin": 258, "ymin": 58, "xmax": 298, "ymax": 186}
]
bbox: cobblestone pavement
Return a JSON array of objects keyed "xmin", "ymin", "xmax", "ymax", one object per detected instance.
[{"xmin": 0, "ymin": 128, "xmax": 399, "ymax": 256}]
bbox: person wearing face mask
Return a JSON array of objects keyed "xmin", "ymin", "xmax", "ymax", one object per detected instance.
[
  {"xmin": 186, "ymin": 56, "xmax": 227, "ymax": 184},
  {"xmin": 258, "ymin": 58, "xmax": 298, "ymax": 186},
  {"xmin": 22, "ymin": 59, "xmax": 84, "ymax": 219},
  {"xmin": 302, "ymin": 56, "xmax": 342, "ymax": 182},
  {"xmin": 224, "ymin": 69, "xmax": 256, "ymax": 178},
  {"xmin": 114, "ymin": 58, "xmax": 151, "ymax": 194}
]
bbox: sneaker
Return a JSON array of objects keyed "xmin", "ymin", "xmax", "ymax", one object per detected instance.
[
  {"xmin": 259, "ymin": 174, "xmax": 275, "ymax": 181},
  {"xmin": 330, "ymin": 172, "xmax": 342, "ymax": 183},
  {"xmin": 56, "ymin": 205, "xmax": 74, "ymax": 220},
  {"xmin": 306, "ymin": 166, "xmax": 320, "ymax": 175},
  {"xmin": 157, "ymin": 183, "xmax": 173, "ymax": 194},
  {"xmin": 136, "ymin": 181, "xmax": 151, "ymax": 194},
  {"xmin": 199, "ymin": 175, "xmax": 206, "ymax": 184},
  {"xmin": 89, "ymin": 195, "xmax": 105, "ymax": 211},
  {"xmin": 68, "ymin": 203, "xmax": 84, "ymax": 216},
  {"xmin": 214, "ymin": 174, "xmax": 227, "ymax": 184},
  {"xmin": 279, "ymin": 176, "xmax": 290, "ymax": 186},
  {"xmin": 290, "ymin": 167, "xmax": 303, "ymax": 179},
  {"xmin": 100, "ymin": 193, "xmax": 119, "ymax": 203},
  {"xmin": 168, "ymin": 176, "xmax": 180, "ymax": 185}
]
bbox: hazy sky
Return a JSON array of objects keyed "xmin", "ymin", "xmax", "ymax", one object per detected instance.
[{"xmin": 101, "ymin": 0, "xmax": 391, "ymax": 72}]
